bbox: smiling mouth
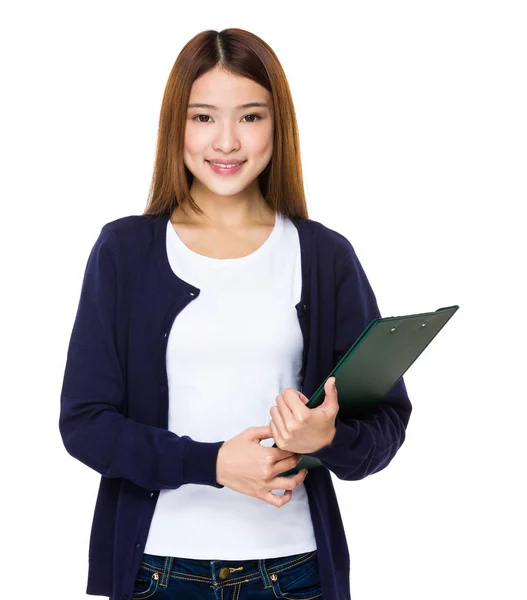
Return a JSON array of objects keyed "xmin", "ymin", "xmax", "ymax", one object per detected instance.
[{"xmin": 206, "ymin": 160, "xmax": 246, "ymax": 168}]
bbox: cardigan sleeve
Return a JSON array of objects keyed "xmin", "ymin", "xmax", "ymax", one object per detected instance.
[
  {"xmin": 59, "ymin": 225, "xmax": 225, "ymax": 492},
  {"xmin": 303, "ymin": 245, "xmax": 412, "ymax": 480}
]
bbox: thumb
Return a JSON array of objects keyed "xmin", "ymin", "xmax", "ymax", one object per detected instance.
[
  {"xmin": 324, "ymin": 377, "xmax": 338, "ymax": 401},
  {"xmin": 251, "ymin": 425, "xmax": 273, "ymax": 441}
]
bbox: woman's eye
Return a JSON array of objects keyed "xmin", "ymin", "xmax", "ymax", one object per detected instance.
[
  {"xmin": 242, "ymin": 114, "xmax": 262, "ymax": 122},
  {"xmin": 192, "ymin": 114, "xmax": 262, "ymax": 123}
]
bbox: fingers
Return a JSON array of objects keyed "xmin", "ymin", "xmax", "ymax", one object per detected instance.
[
  {"xmin": 264, "ymin": 469, "xmax": 306, "ymax": 506},
  {"xmin": 292, "ymin": 455, "xmax": 303, "ymax": 470},
  {"xmin": 262, "ymin": 468, "xmax": 307, "ymax": 507},
  {"xmin": 265, "ymin": 489, "xmax": 292, "ymax": 507},
  {"xmin": 270, "ymin": 469, "xmax": 307, "ymax": 492},
  {"xmin": 275, "ymin": 448, "xmax": 299, "ymax": 461}
]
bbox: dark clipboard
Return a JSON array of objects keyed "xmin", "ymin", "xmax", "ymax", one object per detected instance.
[{"xmin": 275, "ymin": 305, "xmax": 460, "ymax": 476}]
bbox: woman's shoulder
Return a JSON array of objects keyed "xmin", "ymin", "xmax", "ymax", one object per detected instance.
[
  {"xmin": 100, "ymin": 213, "xmax": 165, "ymax": 245},
  {"xmin": 93, "ymin": 214, "xmax": 165, "ymax": 266},
  {"xmin": 102, "ymin": 213, "xmax": 161, "ymax": 235},
  {"xmin": 296, "ymin": 215, "xmax": 356, "ymax": 263}
]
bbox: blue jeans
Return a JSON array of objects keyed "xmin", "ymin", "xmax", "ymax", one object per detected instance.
[{"xmin": 131, "ymin": 549, "xmax": 323, "ymax": 599}]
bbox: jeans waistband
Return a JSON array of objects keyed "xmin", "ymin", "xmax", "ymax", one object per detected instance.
[{"xmin": 138, "ymin": 549, "xmax": 318, "ymax": 588}]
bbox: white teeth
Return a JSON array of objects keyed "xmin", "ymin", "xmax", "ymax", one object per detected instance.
[{"xmin": 209, "ymin": 161, "xmax": 243, "ymax": 168}]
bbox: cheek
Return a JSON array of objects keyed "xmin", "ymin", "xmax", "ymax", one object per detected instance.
[
  {"xmin": 260, "ymin": 132, "xmax": 274, "ymax": 159},
  {"xmin": 244, "ymin": 124, "xmax": 273, "ymax": 152},
  {"xmin": 184, "ymin": 128, "xmax": 210, "ymax": 155},
  {"xmin": 248, "ymin": 139, "xmax": 273, "ymax": 165}
]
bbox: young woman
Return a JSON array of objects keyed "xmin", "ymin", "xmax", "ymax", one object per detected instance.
[{"xmin": 59, "ymin": 28, "xmax": 412, "ymax": 600}]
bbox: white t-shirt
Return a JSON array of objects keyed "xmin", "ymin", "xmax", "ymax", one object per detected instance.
[{"xmin": 144, "ymin": 211, "xmax": 317, "ymax": 559}]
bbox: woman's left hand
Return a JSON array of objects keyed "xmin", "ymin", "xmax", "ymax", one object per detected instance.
[{"xmin": 269, "ymin": 377, "xmax": 338, "ymax": 454}]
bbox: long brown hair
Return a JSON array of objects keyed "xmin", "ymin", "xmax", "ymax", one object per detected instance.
[{"xmin": 143, "ymin": 28, "xmax": 309, "ymax": 221}]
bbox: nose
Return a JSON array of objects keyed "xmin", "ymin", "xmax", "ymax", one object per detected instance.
[{"xmin": 212, "ymin": 121, "xmax": 240, "ymax": 153}]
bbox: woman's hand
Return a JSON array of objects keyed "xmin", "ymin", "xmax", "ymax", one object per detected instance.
[
  {"xmin": 269, "ymin": 377, "xmax": 338, "ymax": 454},
  {"xmin": 216, "ymin": 426, "xmax": 308, "ymax": 507}
]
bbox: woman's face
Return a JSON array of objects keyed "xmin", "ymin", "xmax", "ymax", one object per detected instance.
[{"xmin": 184, "ymin": 66, "xmax": 274, "ymax": 197}]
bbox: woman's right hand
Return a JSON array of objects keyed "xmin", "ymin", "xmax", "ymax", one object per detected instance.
[{"xmin": 216, "ymin": 425, "xmax": 308, "ymax": 507}]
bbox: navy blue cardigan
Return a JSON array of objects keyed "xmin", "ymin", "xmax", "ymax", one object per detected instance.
[{"xmin": 59, "ymin": 211, "xmax": 412, "ymax": 600}]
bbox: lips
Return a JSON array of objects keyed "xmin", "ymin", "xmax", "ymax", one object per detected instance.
[
  {"xmin": 206, "ymin": 160, "xmax": 246, "ymax": 175},
  {"xmin": 206, "ymin": 160, "xmax": 246, "ymax": 167}
]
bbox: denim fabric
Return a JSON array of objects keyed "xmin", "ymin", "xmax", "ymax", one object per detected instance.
[{"xmin": 131, "ymin": 549, "xmax": 323, "ymax": 599}]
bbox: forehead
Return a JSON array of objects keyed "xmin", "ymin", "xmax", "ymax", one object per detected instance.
[{"xmin": 189, "ymin": 67, "xmax": 272, "ymax": 110}]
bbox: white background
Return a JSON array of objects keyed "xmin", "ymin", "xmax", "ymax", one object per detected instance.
[{"xmin": 1, "ymin": 1, "xmax": 526, "ymax": 599}]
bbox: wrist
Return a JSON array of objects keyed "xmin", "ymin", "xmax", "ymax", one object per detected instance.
[{"xmin": 327, "ymin": 425, "xmax": 337, "ymax": 446}]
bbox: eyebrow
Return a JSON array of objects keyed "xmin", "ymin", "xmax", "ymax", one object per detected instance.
[{"xmin": 187, "ymin": 102, "xmax": 270, "ymax": 110}]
